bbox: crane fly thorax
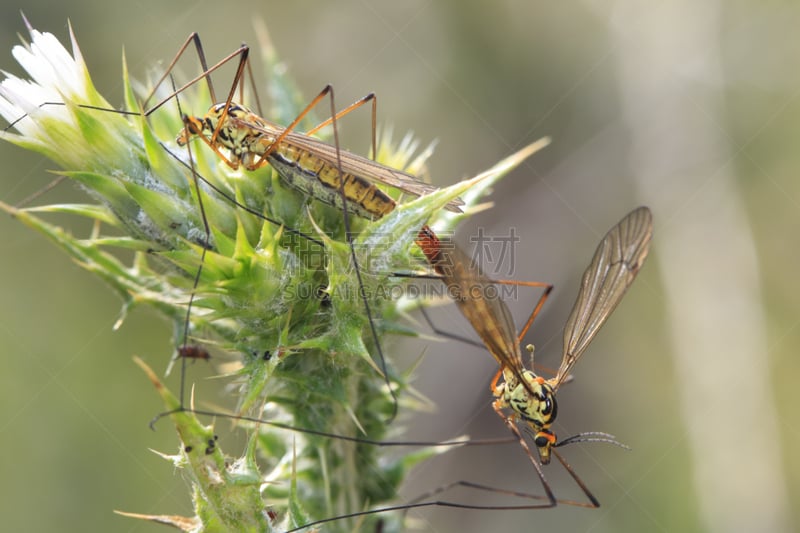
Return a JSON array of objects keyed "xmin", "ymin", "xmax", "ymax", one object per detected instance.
[
  {"xmin": 204, "ymin": 103, "xmax": 256, "ymax": 153},
  {"xmin": 497, "ymin": 367, "xmax": 559, "ymax": 464},
  {"xmin": 500, "ymin": 367, "xmax": 558, "ymax": 430}
]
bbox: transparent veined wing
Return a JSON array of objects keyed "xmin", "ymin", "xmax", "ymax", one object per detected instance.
[{"xmin": 553, "ymin": 207, "xmax": 653, "ymax": 389}]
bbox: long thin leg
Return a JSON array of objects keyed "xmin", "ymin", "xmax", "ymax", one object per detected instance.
[
  {"xmin": 208, "ymin": 47, "xmax": 251, "ymax": 147},
  {"xmin": 281, "ymin": 407, "xmax": 600, "ymax": 532},
  {"xmin": 243, "ymin": 44, "xmax": 263, "ymax": 117},
  {"xmin": 246, "ymin": 84, "xmax": 340, "ymax": 167},
  {"xmin": 172, "ymin": 84, "xmax": 211, "ymax": 412},
  {"xmin": 517, "ymin": 283, "xmax": 552, "ymax": 342},
  {"xmin": 419, "ymin": 305, "xmax": 486, "ymax": 350},
  {"xmin": 490, "ymin": 368, "xmax": 503, "ymax": 393},
  {"xmin": 324, "ymin": 86, "xmax": 399, "ymax": 421},
  {"xmin": 551, "ymin": 448, "xmax": 600, "ymax": 508},
  {"xmin": 492, "ymin": 399, "xmax": 557, "ymax": 506},
  {"xmin": 305, "ymin": 92, "xmax": 378, "ymax": 159},
  {"xmin": 14, "ymin": 175, "xmax": 67, "ymax": 207},
  {"xmin": 141, "ymin": 32, "xmax": 217, "ymax": 110}
]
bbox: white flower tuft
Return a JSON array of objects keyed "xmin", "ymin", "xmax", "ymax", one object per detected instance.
[{"xmin": 0, "ymin": 24, "xmax": 91, "ymax": 136}]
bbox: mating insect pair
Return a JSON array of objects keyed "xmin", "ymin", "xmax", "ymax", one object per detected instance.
[{"xmin": 1, "ymin": 22, "xmax": 652, "ymax": 532}]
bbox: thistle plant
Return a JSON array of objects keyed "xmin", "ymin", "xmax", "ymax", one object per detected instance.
[{"xmin": 0, "ymin": 19, "xmax": 546, "ymax": 532}]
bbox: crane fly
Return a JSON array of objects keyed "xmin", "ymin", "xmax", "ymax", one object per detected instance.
[
  {"xmin": 417, "ymin": 206, "xmax": 653, "ymax": 506},
  {"xmin": 1, "ymin": 29, "xmax": 468, "ymax": 421},
  {"xmin": 147, "ymin": 35, "xmax": 464, "ymax": 219}
]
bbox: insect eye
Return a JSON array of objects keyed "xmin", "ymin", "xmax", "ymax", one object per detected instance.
[
  {"xmin": 184, "ymin": 117, "xmax": 203, "ymax": 134},
  {"xmin": 539, "ymin": 388, "xmax": 558, "ymax": 422},
  {"xmin": 541, "ymin": 397, "xmax": 552, "ymax": 415}
]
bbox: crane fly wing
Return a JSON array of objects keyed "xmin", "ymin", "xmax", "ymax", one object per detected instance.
[
  {"xmin": 554, "ymin": 207, "xmax": 653, "ymax": 389},
  {"xmin": 432, "ymin": 236, "xmax": 528, "ymax": 381},
  {"xmin": 284, "ymin": 132, "xmax": 457, "ymax": 204},
  {"xmin": 229, "ymin": 116, "xmax": 464, "ymax": 212}
]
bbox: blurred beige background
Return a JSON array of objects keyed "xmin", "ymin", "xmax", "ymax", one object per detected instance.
[{"xmin": 1, "ymin": 1, "xmax": 798, "ymax": 532}]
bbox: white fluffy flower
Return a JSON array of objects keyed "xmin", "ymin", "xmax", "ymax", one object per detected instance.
[{"xmin": 0, "ymin": 21, "xmax": 135, "ymax": 170}]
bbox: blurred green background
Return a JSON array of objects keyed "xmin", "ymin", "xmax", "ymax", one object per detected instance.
[{"xmin": 1, "ymin": 1, "xmax": 798, "ymax": 532}]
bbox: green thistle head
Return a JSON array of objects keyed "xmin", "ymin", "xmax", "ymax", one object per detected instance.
[{"xmin": 0, "ymin": 19, "xmax": 547, "ymax": 532}]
